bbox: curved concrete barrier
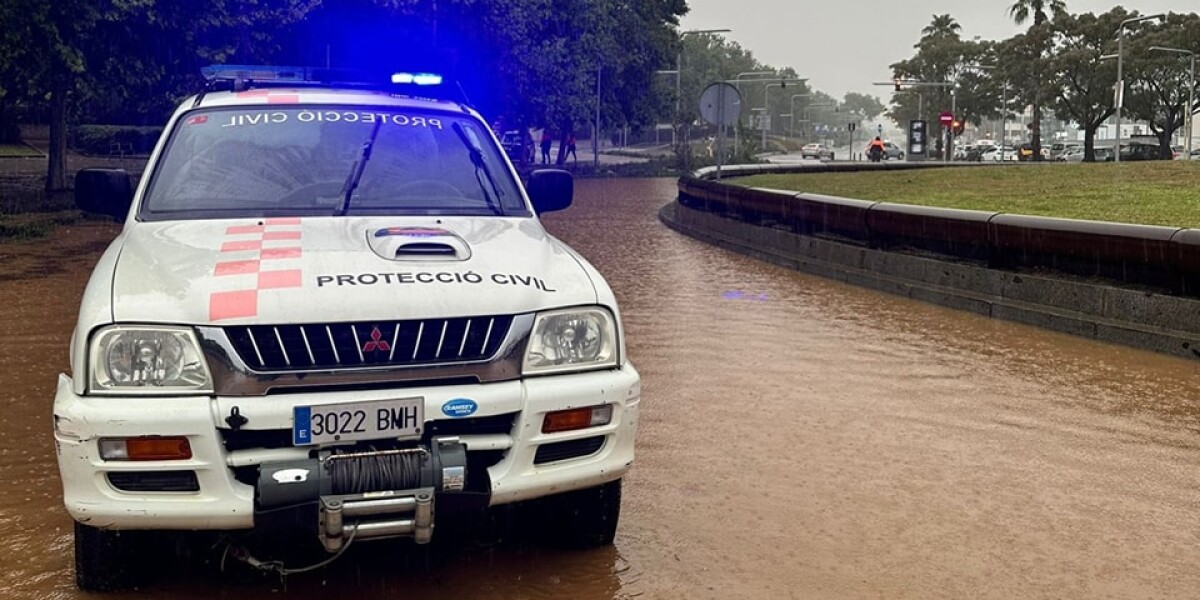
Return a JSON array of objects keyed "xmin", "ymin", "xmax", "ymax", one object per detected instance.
[{"xmin": 665, "ymin": 164, "xmax": 1200, "ymax": 360}]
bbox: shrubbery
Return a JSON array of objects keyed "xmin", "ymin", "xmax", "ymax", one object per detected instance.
[{"xmin": 73, "ymin": 125, "xmax": 162, "ymax": 156}]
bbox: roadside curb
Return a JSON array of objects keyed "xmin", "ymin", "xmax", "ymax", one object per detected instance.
[{"xmin": 659, "ymin": 199, "xmax": 1200, "ymax": 361}]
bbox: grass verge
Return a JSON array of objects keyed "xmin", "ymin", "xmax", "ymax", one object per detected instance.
[
  {"xmin": 0, "ymin": 210, "xmax": 85, "ymax": 242},
  {"xmin": 0, "ymin": 143, "xmax": 44, "ymax": 158},
  {"xmin": 736, "ymin": 161, "xmax": 1200, "ymax": 228}
]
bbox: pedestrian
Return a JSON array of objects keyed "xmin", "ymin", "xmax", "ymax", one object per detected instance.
[
  {"xmin": 540, "ymin": 130, "xmax": 552, "ymax": 164},
  {"xmin": 566, "ymin": 133, "xmax": 577, "ymax": 162}
]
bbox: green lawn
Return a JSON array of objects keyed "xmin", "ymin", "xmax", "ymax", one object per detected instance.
[
  {"xmin": 0, "ymin": 143, "xmax": 43, "ymax": 157},
  {"xmin": 736, "ymin": 162, "xmax": 1200, "ymax": 228}
]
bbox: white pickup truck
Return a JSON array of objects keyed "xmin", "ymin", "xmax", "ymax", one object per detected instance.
[{"xmin": 53, "ymin": 66, "xmax": 640, "ymax": 591}]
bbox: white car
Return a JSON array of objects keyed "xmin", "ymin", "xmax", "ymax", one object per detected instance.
[
  {"xmin": 981, "ymin": 145, "xmax": 1018, "ymax": 162},
  {"xmin": 56, "ymin": 66, "xmax": 640, "ymax": 591},
  {"xmin": 800, "ymin": 142, "xmax": 834, "ymax": 160}
]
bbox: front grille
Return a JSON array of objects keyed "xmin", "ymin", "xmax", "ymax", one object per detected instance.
[
  {"xmin": 107, "ymin": 471, "xmax": 200, "ymax": 492},
  {"xmin": 224, "ymin": 316, "xmax": 514, "ymax": 371},
  {"xmin": 534, "ymin": 436, "xmax": 605, "ymax": 464}
]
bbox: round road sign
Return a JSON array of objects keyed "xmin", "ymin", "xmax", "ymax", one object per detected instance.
[{"xmin": 699, "ymin": 82, "xmax": 741, "ymax": 127}]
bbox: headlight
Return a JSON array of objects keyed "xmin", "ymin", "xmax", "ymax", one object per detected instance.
[
  {"xmin": 522, "ymin": 307, "xmax": 619, "ymax": 375},
  {"xmin": 89, "ymin": 325, "xmax": 213, "ymax": 395}
]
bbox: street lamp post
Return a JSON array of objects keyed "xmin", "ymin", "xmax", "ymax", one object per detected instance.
[
  {"xmin": 762, "ymin": 80, "xmax": 807, "ymax": 152},
  {"xmin": 1114, "ymin": 14, "xmax": 1165, "ymax": 163},
  {"xmin": 790, "ymin": 94, "xmax": 811, "ymax": 139},
  {"xmin": 1150, "ymin": 45, "xmax": 1196, "ymax": 159},
  {"xmin": 731, "ymin": 71, "xmax": 776, "ymax": 151}
]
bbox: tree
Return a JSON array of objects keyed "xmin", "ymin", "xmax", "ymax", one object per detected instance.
[
  {"xmin": 1047, "ymin": 9, "xmax": 1126, "ymax": 161},
  {"xmin": 1008, "ymin": 0, "xmax": 1066, "ymax": 26},
  {"xmin": 0, "ymin": 0, "xmax": 320, "ymax": 193},
  {"xmin": 1123, "ymin": 12, "xmax": 1200, "ymax": 157},
  {"xmin": 889, "ymin": 14, "xmax": 997, "ymax": 140},
  {"xmin": 922, "ymin": 14, "xmax": 962, "ymax": 41},
  {"xmin": 842, "ymin": 92, "xmax": 886, "ymax": 121},
  {"xmin": 288, "ymin": 0, "xmax": 688, "ymax": 162},
  {"xmin": 1005, "ymin": 0, "xmax": 1067, "ymax": 160}
]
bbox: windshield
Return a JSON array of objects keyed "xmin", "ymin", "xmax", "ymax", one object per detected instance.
[{"xmin": 141, "ymin": 106, "xmax": 528, "ymax": 220}]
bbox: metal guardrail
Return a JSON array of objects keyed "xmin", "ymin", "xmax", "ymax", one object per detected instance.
[{"xmin": 679, "ymin": 165, "xmax": 1200, "ymax": 297}]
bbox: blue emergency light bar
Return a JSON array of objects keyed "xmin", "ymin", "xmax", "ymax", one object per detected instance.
[
  {"xmin": 390, "ymin": 72, "xmax": 443, "ymax": 86},
  {"xmin": 198, "ymin": 65, "xmax": 467, "ymax": 104}
]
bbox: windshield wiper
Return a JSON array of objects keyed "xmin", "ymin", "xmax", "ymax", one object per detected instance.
[
  {"xmin": 451, "ymin": 122, "xmax": 504, "ymax": 215},
  {"xmin": 334, "ymin": 119, "xmax": 384, "ymax": 216}
]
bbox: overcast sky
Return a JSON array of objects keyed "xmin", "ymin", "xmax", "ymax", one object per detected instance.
[{"xmin": 680, "ymin": 0, "xmax": 1197, "ymax": 101}]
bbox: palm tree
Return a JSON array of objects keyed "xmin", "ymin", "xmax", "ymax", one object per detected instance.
[
  {"xmin": 921, "ymin": 14, "xmax": 961, "ymax": 41},
  {"xmin": 1008, "ymin": 0, "xmax": 1066, "ymax": 160},
  {"xmin": 1008, "ymin": 0, "xmax": 1066, "ymax": 27}
]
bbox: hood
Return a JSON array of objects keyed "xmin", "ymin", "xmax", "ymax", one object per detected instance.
[{"xmin": 110, "ymin": 217, "xmax": 597, "ymax": 324}]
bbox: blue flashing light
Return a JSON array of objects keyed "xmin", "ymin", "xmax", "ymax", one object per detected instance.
[
  {"xmin": 199, "ymin": 65, "xmax": 461, "ymax": 102},
  {"xmin": 392, "ymin": 72, "xmax": 444, "ymax": 86}
]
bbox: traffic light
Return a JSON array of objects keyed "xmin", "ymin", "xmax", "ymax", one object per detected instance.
[
  {"xmin": 952, "ymin": 120, "xmax": 964, "ymax": 136},
  {"xmin": 894, "ymin": 79, "xmax": 902, "ymax": 92}
]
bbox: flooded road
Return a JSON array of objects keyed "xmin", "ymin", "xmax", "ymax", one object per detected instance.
[{"xmin": 3, "ymin": 178, "xmax": 1200, "ymax": 598}]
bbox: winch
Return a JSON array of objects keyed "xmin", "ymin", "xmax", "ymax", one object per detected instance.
[{"xmin": 256, "ymin": 437, "xmax": 467, "ymax": 552}]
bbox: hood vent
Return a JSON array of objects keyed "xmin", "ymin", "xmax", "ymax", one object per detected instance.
[
  {"xmin": 396, "ymin": 242, "xmax": 457, "ymax": 257},
  {"xmin": 367, "ymin": 226, "xmax": 471, "ymax": 262}
]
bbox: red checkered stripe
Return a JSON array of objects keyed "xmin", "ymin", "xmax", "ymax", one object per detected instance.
[
  {"xmin": 233, "ymin": 89, "xmax": 300, "ymax": 104},
  {"xmin": 209, "ymin": 218, "xmax": 303, "ymax": 321}
]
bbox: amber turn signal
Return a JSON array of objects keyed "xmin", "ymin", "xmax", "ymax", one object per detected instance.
[
  {"xmin": 99, "ymin": 436, "xmax": 193, "ymax": 461},
  {"xmin": 542, "ymin": 405, "xmax": 613, "ymax": 433}
]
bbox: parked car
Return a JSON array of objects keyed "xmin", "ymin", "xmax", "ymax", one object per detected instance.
[
  {"xmin": 1050, "ymin": 142, "xmax": 1080, "ymax": 160},
  {"xmin": 800, "ymin": 142, "xmax": 835, "ymax": 160},
  {"xmin": 500, "ymin": 129, "xmax": 534, "ymax": 164},
  {"xmin": 1059, "ymin": 147, "xmax": 1086, "ymax": 162},
  {"xmin": 1016, "ymin": 143, "xmax": 1051, "ymax": 161},
  {"xmin": 982, "ymin": 145, "xmax": 1017, "ymax": 161},
  {"xmin": 881, "ymin": 141, "xmax": 904, "ymax": 160},
  {"xmin": 1105, "ymin": 142, "xmax": 1167, "ymax": 161}
]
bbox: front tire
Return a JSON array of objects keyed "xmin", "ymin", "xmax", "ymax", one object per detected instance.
[
  {"xmin": 74, "ymin": 522, "xmax": 152, "ymax": 592},
  {"xmin": 548, "ymin": 479, "xmax": 622, "ymax": 549}
]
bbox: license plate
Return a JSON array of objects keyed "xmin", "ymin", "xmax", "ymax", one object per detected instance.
[{"xmin": 293, "ymin": 398, "xmax": 423, "ymax": 446}]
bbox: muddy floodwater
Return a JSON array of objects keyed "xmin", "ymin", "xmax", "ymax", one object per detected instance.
[{"xmin": 2, "ymin": 178, "xmax": 1200, "ymax": 599}]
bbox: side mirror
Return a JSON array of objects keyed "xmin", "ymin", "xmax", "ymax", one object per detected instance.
[
  {"xmin": 527, "ymin": 169, "xmax": 573, "ymax": 213},
  {"xmin": 75, "ymin": 168, "xmax": 133, "ymax": 221}
]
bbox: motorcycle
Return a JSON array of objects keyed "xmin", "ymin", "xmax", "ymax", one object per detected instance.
[{"xmin": 868, "ymin": 145, "xmax": 884, "ymax": 163}]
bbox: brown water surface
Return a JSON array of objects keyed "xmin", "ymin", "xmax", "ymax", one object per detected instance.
[{"xmin": 2, "ymin": 179, "xmax": 1199, "ymax": 598}]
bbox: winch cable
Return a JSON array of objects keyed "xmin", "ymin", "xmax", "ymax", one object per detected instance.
[
  {"xmin": 220, "ymin": 525, "xmax": 360, "ymax": 578},
  {"xmin": 326, "ymin": 449, "xmax": 424, "ymax": 494}
]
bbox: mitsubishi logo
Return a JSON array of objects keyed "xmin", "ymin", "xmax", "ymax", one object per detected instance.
[{"xmin": 362, "ymin": 326, "xmax": 391, "ymax": 353}]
